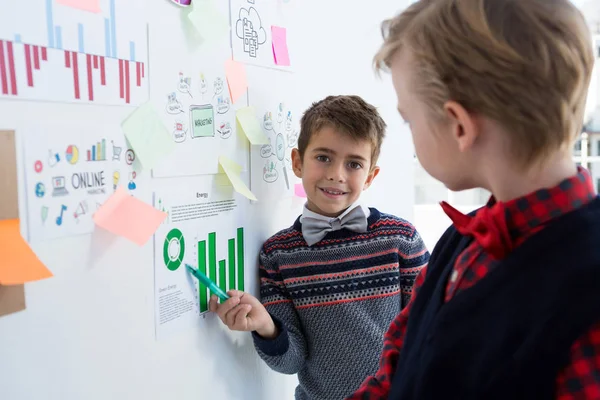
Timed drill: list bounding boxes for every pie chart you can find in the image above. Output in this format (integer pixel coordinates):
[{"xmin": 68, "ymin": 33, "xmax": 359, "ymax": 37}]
[
  {"xmin": 66, "ymin": 145, "xmax": 79, "ymax": 164},
  {"xmin": 164, "ymin": 228, "xmax": 185, "ymax": 271}
]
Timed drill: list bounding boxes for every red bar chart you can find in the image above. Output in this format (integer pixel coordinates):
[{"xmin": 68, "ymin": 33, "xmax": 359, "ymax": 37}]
[{"xmin": 0, "ymin": 0, "xmax": 148, "ymax": 105}]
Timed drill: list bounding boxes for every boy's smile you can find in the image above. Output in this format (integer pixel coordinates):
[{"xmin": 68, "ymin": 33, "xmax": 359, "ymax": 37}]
[{"xmin": 292, "ymin": 126, "xmax": 379, "ymax": 218}]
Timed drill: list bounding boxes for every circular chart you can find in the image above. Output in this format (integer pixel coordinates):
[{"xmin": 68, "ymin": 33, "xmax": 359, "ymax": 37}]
[
  {"xmin": 35, "ymin": 182, "xmax": 45, "ymax": 198},
  {"xmin": 276, "ymin": 134, "xmax": 285, "ymax": 161},
  {"xmin": 163, "ymin": 228, "xmax": 185, "ymax": 271},
  {"xmin": 66, "ymin": 145, "xmax": 79, "ymax": 164}
]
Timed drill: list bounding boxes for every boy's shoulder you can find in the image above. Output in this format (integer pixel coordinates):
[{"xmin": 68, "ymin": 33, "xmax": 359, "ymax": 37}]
[
  {"xmin": 369, "ymin": 208, "xmax": 422, "ymax": 241},
  {"xmin": 261, "ymin": 217, "xmax": 303, "ymax": 256}
]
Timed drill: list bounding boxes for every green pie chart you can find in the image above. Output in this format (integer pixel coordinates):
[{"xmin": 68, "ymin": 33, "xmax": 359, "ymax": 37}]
[{"xmin": 164, "ymin": 228, "xmax": 185, "ymax": 271}]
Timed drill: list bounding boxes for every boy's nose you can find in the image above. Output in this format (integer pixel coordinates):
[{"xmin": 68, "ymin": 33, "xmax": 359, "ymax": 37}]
[{"xmin": 327, "ymin": 163, "xmax": 345, "ymax": 182}]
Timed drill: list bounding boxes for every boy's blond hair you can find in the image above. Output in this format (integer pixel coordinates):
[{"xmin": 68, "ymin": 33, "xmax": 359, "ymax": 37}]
[{"xmin": 375, "ymin": 0, "xmax": 594, "ymax": 165}]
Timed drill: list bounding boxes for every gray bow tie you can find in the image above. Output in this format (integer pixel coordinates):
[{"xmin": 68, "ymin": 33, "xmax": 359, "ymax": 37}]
[{"xmin": 301, "ymin": 206, "xmax": 369, "ymax": 246}]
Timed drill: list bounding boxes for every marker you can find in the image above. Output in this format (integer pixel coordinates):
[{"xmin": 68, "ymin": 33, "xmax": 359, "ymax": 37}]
[{"xmin": 185, "ymin": 264, "xmax": 230, "ymax": 301}]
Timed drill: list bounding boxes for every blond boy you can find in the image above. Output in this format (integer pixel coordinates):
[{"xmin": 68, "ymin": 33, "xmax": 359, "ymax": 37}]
[{"xmin": 350, "ymin": 0, "xmax": 600, "ymax": 398}]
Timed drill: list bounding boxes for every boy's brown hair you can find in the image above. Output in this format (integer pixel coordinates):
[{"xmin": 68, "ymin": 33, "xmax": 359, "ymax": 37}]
[
  {"xmin": 298, "ymin": 95, "xmax": 387, "ymax": 169},
  {"xmin": 375, "ymin": 0, "xmax": 594, "ymax": 166}
]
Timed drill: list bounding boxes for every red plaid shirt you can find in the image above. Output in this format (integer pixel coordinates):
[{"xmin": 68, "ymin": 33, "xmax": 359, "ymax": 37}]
[{"xmin": 349, "ymin": 167, "xmax": 600, "ymax": 399}]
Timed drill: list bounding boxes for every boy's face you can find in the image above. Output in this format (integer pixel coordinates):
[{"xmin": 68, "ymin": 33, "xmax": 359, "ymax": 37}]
[
  {"xmin": 390, "ymin": 51, "xmax": 476, "ymax": 192},
  {"xmin": 292, "ymin": 126, "xmax": 380, "ymax": 217}
]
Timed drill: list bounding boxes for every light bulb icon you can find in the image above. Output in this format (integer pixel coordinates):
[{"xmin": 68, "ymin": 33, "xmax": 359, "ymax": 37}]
[{"xmin": 113, "ymin": 171, "xmax": 120, "ymax": 190}]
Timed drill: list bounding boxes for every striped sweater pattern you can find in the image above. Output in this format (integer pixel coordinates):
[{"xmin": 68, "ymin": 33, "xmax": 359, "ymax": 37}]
[{"xmin": 252, "ymin": 208, "xmax": 429, "ymax": 400}]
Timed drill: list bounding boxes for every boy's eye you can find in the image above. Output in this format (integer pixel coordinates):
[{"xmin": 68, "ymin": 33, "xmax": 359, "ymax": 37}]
[
  {"xmin": 348, "ymin": 161, "xmax": 362, "ymax": 170},
  {"xmin": 316, "ymin": 155, "xmax": 330, "ymax": 163}
]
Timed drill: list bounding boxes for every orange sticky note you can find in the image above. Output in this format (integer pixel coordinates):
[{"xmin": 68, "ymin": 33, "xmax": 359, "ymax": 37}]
[
  {"xmin": 93, "ymin": 187, "xmax": 167, "ymax": 246},
  {"xmin": 0, "ymin": 219, "xmax": 53, "ymax": 285},
  {"xmin": 56, "ymin": 0, "xmax": 101, "ymax": 13},
  {"xmin": 225, "ymin": 58, "xmax": 248, "ymax": 104}
]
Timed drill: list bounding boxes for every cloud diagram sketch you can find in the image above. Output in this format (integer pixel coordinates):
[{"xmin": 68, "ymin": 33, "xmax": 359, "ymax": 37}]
[
  {"xmin": 230, "ymin": 0, "xmax": 292, "ymax": 70},
  {"xmin": 235, "ymin": 7, "xmax": 267, "ymax": 59}
]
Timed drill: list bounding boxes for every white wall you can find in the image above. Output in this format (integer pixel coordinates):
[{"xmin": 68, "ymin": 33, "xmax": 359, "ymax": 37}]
[
  {"xmin": 0, "ymin": 1, "xmax": 414, "ymax": 399},
  {"xmin": 288, "ymin": 0, "xmax": 415, "ymax": 220}
]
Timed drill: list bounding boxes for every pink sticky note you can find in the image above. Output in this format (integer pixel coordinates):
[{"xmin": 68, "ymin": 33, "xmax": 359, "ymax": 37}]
[
  {"xmin": 93, "ymin": 187, "xmax": 167, "ymax": 246},
  {"xmin": 271, "ymin": 26, "xmax": 291, "ymax": 66},
  {"xmin": 294, "ymin": 183, "xmax": 306, "ymax": 198},
  {"xmin": 56, "ymin": 0, "xmax": 101, "ymax": 13},
  {"xmin": 225, "ymin": 58, "xmax": 248, "ymax": 104}
]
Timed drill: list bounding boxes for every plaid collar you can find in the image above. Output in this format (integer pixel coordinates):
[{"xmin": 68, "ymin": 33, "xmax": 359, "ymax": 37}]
[
  {"xmin": 441, "ymin": 167, "xmax": 596, "ymax": 259},
  {"xmin": 499, "ymin": 166, "xmax": 596, "ymax": 240}
]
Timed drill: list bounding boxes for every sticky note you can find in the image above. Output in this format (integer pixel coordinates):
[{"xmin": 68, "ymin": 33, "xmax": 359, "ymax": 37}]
[
  {"xmin": 56, "ymin": 0, "xmax": 101, "ymax": 13},
  {"xmin": 225, "ymin": 58, "xmax": 248, "ymax": 104},
  {"xmin": 122, "ymin": 102, "xmax": 175, "ymax": 170},
  {"xmin": 94, "ymin": 187, "xmax": 167, "ymax": 245},
  {"xmin": 218, "ymin": 156, "xmax": 257, "ymax": 201},
  {"xmin": 188, "ymin": 0, "xmax": 229, "ymax": 42},
  {"xmin": 236, "ymin": 107, "xmax": 269, "ymax": 145},
  {"xmin": 271, "ymin": 26, "xmax": 291, "ymax": 66},
  {"xmin": 0, "ymin": 219, "xmax": 53, "ymax": 285},
  {"xmin": 294, "ymin": 183, "xmax": 306, "ymax": 198}
]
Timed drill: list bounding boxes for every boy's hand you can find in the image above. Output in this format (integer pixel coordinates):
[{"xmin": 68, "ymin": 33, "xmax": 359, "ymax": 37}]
[{"xmin": 209, "ymin": 290, "xmax": 278, "ymax": 339}]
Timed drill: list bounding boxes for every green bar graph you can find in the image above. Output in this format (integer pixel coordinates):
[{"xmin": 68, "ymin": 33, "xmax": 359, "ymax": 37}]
[
  {"xmin": 196, "ymin": 228, "xmax": 245, "ymax": 313},
  {"xmin": 228, "ymin": 239, "xmax": 236, "ymax": 291},
  {"xmin": 237, "ymin": 228, "xmax": 244, "ymax": 291},
  {"xmin": 218, "ymin": 260, "xmax": 226, "ymax": 293},
  {"xmin": 208, "ymin": 232, "xmax": 217, "ymax": 290},
  {"xmin": 198, "ymin": 241, "xmax": 208, "ymax": 312}
]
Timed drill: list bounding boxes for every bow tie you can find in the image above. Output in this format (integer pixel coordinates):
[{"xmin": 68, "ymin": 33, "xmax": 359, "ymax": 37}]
[
  {"xmin": 440, "ymin": 201, "xmax": 513, "ymax": 260},
  {"xmin": 301, "ymin": 206, "xmax": 369, "ymax": 246}
]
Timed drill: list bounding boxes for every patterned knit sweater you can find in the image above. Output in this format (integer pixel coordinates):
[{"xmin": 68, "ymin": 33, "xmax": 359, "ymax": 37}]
[{"xmin": 252, "ymin": 208, "xmax": 429, "ymax": 400}]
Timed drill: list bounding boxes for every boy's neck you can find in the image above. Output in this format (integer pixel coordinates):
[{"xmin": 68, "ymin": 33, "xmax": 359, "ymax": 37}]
[{"xmin": 481, "ymin": 153, "xmax": 577, "ymax": 203}]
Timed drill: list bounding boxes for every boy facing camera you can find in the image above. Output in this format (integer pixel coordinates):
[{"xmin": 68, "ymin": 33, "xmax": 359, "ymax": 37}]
[{"xmin": 210, "ymin": 95, "xmax": 429, "ymax": 400}]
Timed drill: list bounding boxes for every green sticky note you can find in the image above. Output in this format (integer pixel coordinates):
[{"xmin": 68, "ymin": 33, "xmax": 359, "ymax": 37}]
[
  {"xmin": 218, "ymin": 155, "xmax": 257, "ymax": 201},
  {"xmin": 121, "ymin": 102, "xmax": 175, "ymax": 170},
  {"xmin": 190, "ymin": 105, "xmax": 215, "ymax": 138},
  {"xmin": 236, "ymin": 106, "xmax": 270, "ymax": 145},
  {"xmin": 187, "ymin": 0, "xmax": 229, "ymax": 42}
]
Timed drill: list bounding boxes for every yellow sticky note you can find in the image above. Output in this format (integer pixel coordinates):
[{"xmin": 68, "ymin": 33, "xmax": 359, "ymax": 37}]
[
  {"xmin": 218, "ymin": 156, "xmax": 257, "ymax": 201},
  {"xmin": 0, "ymin": 219, "xmax": 53, "ymax": 285},
  {"xmin": 93, "ymin": 187, "xmax": 167, "ymax": 246},
  {"xmin": 225, "ymin": 58, "xmax": 247, "ymax": 104},
  {"xmin": 122, "ymin": 102, "xmax": 175, "ymax": 170},
  {"xmin": 187, "ymin": 0, "xmax": 229, "ymax": 42},
  {"xmin": 236, "ymin": 107, "xmax": 269, "ymax": 145}
]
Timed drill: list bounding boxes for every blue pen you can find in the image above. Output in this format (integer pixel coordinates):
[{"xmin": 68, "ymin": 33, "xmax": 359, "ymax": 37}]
[{"xmin": 185, "ymin": 264, "xmax": 230, "ymax": 301}]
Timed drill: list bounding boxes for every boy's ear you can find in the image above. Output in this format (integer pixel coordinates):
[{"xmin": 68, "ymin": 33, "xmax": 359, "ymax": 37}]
[
  {"xmin": 363, "ymin": 166, "xmax": 380, "ymax": 190},
  {"xmin": 444, "ymin": 101, "xmax": 478, "ymax": 152},
  {"xmin": 291, "ymin": 148, "xmax": 303, "ymax": 178}
]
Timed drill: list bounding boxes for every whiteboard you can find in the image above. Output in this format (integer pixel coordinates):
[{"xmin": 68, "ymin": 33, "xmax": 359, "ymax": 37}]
[{"xmin": 0, "ymin": 0, "xmax": 416, "ymax": 399}]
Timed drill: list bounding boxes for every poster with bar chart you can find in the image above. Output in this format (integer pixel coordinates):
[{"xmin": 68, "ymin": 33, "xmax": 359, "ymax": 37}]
[
  {"xmin": 0, "ymin": 0, "xmax": 148, "ymax": 105},
  {"xmin": 153, "ymin": 176, "xmax": 249, "ymax": 340}
]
